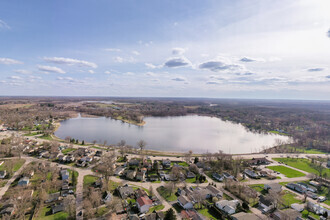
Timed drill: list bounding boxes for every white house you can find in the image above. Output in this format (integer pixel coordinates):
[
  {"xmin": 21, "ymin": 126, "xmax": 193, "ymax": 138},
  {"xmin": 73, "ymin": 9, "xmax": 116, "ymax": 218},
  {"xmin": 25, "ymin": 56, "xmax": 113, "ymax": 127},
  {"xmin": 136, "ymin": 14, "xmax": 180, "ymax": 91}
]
[
  {"xmin": 215, "ymin": 200, "xmax": 239, "ymax": 215},
  {"xmin": 177, "ymin": 195, "xmax": 194, "ymax": 209},
  {"xmin": 0, "ymin": 170, "xmax": 7, "ymax": 179},
  {"xmin": 136, "ymin": 196, "xmax": 153, "ymax": 213}
]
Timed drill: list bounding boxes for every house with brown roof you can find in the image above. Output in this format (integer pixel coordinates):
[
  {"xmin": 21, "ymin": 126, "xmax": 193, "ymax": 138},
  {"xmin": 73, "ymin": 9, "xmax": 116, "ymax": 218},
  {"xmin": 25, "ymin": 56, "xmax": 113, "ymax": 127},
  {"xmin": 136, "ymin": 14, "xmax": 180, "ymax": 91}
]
[{"xmin": 136, "ymin": 196, "xmax": 153, "ymax": 213}]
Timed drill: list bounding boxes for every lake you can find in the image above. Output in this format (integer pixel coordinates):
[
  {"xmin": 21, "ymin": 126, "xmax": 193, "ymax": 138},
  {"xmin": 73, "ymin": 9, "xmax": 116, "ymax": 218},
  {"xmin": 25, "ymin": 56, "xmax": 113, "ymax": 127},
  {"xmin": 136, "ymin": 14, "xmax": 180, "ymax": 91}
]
[{"xmin": 55, "ymin": 115, "xmax": 290, "ymax": 154}]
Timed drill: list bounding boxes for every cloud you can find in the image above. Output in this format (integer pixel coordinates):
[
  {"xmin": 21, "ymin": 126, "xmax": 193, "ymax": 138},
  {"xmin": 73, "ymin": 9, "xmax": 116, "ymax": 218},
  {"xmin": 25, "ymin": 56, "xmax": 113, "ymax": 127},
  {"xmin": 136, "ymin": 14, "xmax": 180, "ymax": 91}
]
[
  {"xmin": 8, "ymin": 75, "xmax": 22, "ymax": 80},
  {"xmin": 104, "ymin": 48, "xmax": 121, "ymax": 52},
  {"xmin": 327, "ymin": 29, "xmax": 330, "ymax": 38},
  {"xmin": 206, "ymin": 81, "xmax": 221, "ymax": 85},
  {"xmin": 326, "ymin": 75, "xmax": 330, "ymax": 79},
  {"xmin": 124, "ymin": 72, "xmax": 135, "ymax": 76},
  {"xmin": 240, "ymin": 57, "xmax": 265, "ymax": 62},
  {"xmin": 104, "ymin": 71, "xmax": 111, "ymax": 74},
  {"xmin": 0, "ymin": 19, "xmax": 10, "ymax": 29},
  {"xmin": 172, "ymin": 47, "xmax": 186, "ymax": 55},
  {"xmin": 145, "ymin": 63, "xmax": 158, "ymax": 69},
  {"xmin": 57, "ymin": 76, "xmax": 73, "ymax": 81},
  {"xmin": 88, "ymin": 70, "xmax": 95, "ymax": 74},
  {"xmin": 307, "ymin": 68, "xmax": 324, "ymax": 72},
  {"xmin": 114, "ymin": 56, "xmax": 124, "ymax": 63},
  {"xmin": 199, "ymin": 58, "xmax": 245, "ymax": 72},
  {"xmin": 171, "ymin": 77, "xmax": 186, "ymax": 81},
  {"xmin": 132, "ymin": 50, "xmax": 140, "ymax": 55},
  {"xmin": 0, "ymin": 58, "xmax": 23, "ymax": 65},
  {"xmin": 145, "ymin": 72, "xmax": 156, "ymax": 77},
  {"xmin": 15, "ymin": 69, "xmax": 31, "ymax": 74},
  {"xmin": 37, "ymin": 65, "xmax": 66, "ymax": 74},
  {"xmin": 44, "ymin": 57, "xmax": 97, "ymax": 68},
  {"xmin": 164, "ymin": 56, "xmax": 191, "ymax": 68}
]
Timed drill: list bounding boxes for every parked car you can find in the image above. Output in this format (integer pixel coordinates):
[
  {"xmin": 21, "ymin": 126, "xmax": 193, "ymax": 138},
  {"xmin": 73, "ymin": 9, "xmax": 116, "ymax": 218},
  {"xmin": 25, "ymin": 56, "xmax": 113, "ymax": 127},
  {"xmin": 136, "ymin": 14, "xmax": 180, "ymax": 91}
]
[{"xmin": 318, "ymin": 196, "xmax": 326, "ymax": 202}]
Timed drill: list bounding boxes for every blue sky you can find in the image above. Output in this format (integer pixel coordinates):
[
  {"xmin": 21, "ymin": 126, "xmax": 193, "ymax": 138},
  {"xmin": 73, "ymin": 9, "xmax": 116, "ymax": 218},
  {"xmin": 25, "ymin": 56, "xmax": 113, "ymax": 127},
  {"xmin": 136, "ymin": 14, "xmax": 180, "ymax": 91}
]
[{"xmin": 0, "ymin": 0, "xmax": 330, "ymax": 99}]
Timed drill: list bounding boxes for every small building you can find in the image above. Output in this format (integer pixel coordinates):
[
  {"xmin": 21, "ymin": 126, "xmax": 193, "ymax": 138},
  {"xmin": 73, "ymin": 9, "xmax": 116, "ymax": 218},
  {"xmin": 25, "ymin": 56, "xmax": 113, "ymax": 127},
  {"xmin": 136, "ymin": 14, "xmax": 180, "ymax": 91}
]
[
  {"xmin": 231, "ymin": 212, "xmax": 259, "ymax": 220},
  {"xmin": 117, "ymin": 185, "xmax": 134, "ymax": 199},
  {"xmin": 135, "ymin": 188, "xmax": 148, "ymax": 198},
  {"xmin": 129, "ymin": 159, "xmax": 140, "ymax": 166},
  {"xmin": 115, "ymin": 166, "xmax": 126, "ymax": 176},
  {"xmin": 46, "ymin": 192, "xmax": 61, "ymax": 203},
  {"xmin": 102, "ymin": 191, "xmax": 111, "ymax": 203},
  {"xmin": 244, "ymin": 169, "xmax": 259, "ymax": 179},
  {"xmin": 258, "ymin": 195, "xmax": 275, "ymax": 213},
  {"xmin": 125, "ymin": 170, "xmax": 136, "ymax": 180},
  {"xmin": 286, "ymin": 183, "xmax": 305, "ymax": 194},
  {"xmin": 248, "ymin": 157, "xmax": 270, "ymax": 166},
  {"xmin": 149, "ymin": 174, "xmax": 159, "ymax": 182},
  {"xmin": 186, "ymin": 171, "xmax": 196, "ymax": 179},
  {"xmin": 206, "ymin": 185, "xmax": 223, "ymax": 198},
  {"xmin": 177, "ymin": 195, "xmax": 194, "ymax": 209},
  {"xmin": 212, "ymin": 173, "xmax": 224, "ymax": 182},
  {"xmin": 271, "ymin": 209, "xmax": 302, "ymax": 220},
  {"xmin": 136, "ymin": 171, "xmax": 145, "ymax": 182},
  {"xmin": 215, "ymin": 200, "xmax": 239, "ymax": 215},
  {"xmin": 52, "ymin": 203, "xmax": 64, "ymax": 214},
  {"xmin": 18, "ymin": 177, "xmax": 30, "ymax": 186},
  {"xmin": 136, "ymin": 196, "xmax": 153, "ymax": 213},
  {"xmin": 259, "ymin": 170, "xmax": 268, "ymax": 177},
  {"xmin": 0, "ymin": 170, "xmax": 7, "ymax": 179},
  {"xmin": 60, "ymin": 169, "xmax": 70, "ymax": 180},
  {"xmin": 180, "ymin": 209, "xmax": 205, "ymax": 220},
  {"xmin": 162, "ymin": 159, "xmax": 171, "ymax": 168},
  {"xmin": 264, "ymin": 183, "xmax": 282, "ymax": 193}
]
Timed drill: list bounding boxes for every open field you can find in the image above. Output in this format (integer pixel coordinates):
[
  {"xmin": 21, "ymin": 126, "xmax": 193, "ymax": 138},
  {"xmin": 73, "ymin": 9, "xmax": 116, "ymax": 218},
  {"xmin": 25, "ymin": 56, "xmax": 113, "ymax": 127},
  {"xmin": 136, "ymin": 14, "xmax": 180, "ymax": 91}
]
[
  {"xmin": 273, "ymin": 158, "xmax": 330, "ymax": 177},
  {"xmin": 267, "ymin": 165, "xmax": 305, "ymax": 178},
  {"xmin": 34, "ymin": 206, "xmax": 68, "ymax": 220}
]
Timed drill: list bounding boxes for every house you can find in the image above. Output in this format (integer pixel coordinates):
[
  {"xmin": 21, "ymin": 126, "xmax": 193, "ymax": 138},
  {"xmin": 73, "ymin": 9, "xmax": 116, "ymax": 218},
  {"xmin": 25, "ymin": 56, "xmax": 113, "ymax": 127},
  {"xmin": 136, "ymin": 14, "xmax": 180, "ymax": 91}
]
[
  {"xmin": 125, "ymin": 170, "xmax": 136, "ymax": 180},
  {"xmin": 244, "ymin": 169, "xmax": 259, "ymax": 179},
  {"xmin": 145, "ymin": 213, "xmax": 157, "ymax": 220},
  {"xmin": 259, "ymin": 170, "xmax": 268, "ymax": 177},
  {"xmin": 95, "ymin": 150, "xmax": 102, "ymax": 157},
  {"xmin": 264, "ymin": 183, "xmax": 282, "ymax": 193},
  {"xmin": 177, "ymin": 195, "xmax": 194, "ymax": 209},
  {"xmin": 129, "ymin": 159, "xmax": 140, "ymax": 166},
  {"xmin": 136, "ymin": 171, "xmax": 146, "ymax": 182},
  {"xmin": 231, "ymin": 212, "xmax": 259, "ymax": 220},
  {"xmin": 309, "ymin": 181, "xmax": 321, "ymax": 187},
  {"xmin": 307, "ymin": 201, "xmax": 330, "ymax": 216},
  {"xmin": 117, "ymin": 185, "xmax": 134, "ymax": 199},
  {"xmin": 162, "ymin": 159, "xmax": 171, "ymax": 168},
  {"xmin": 51, "ymin": 203, "xmax": 64, "ymax": 214},
  {"xmin": 291, "ymin": 203, "xmax": 305, "ymax": 212},
  {"xmin": 180, "ymin": 209, "xmax": 205, "ymax": 220},
  {"xmin": 248, "ymin": 157, "xmax": 270, "ymax": 166},
  {"xmin": 258, "ymin": 195, "xmax": 275, "ymax": 213},
  {"xmin": 149, "ymin": 174, "xmax": 159, "ymax": 182},
  {"xmin": 18, "ymin": 177, "xmax": 30, "ymax": 186},
  {"xmin": 115, "ymin": 166, "xmax": 126, "ymax": 176},
  {"xmin": 60, "ymin": 169, "xmax": 70, "ymax": 180},
  {"xmin": 0, "ymin": 161, "xmax": 4, "ymax": 166},
  {"xmin": 297, "ymin": 182, "xmax": 317, "ymax": 193},
  {"xmin": 186, "ymin": 171, "xmax": 196, "ymax": 179},
  {"xmin": 206, "ymin": 185, "xmax": 223, "ymax": 198},
  {"xmin": 102, "ymin": 191, "xmax": 111, "ymax": 203},
  {"xmin": 327, "ymin": 160, "xmax": 330, "ymax": 168},
  {"xmin": 271, "ymin": 209, "xmax": 302, "ymax": 220},
  {"xmin": 76, "ymin": 160, "xmax": 86, "ymax": 167},
  {"xmin": 222, "ymin": 172, "xmax": 235, "ymax": 180},
  {"xmin": 156, "ymin": 211, "xmax": 165, "ymax": 220},
  {"xmin": 85, "ymin": 156, "xmax": 93, "ymax": 162},
  {"xmin": 286, "ymin": 183, "xmax": 305, "ymax": 194},
  {"xmin": 46, "ymin": 192, "xmax": 61, "ymax": 203},
  {"xmin": 0, "ymin": 170, "xmax": 7, "ymax": 179},
  {"xmin": 135, "ymin": 188, "xmax": 148, "ymax": 198},
  {"xmin": 212, "ymin": 173, "xmax": 224, "ymax": 182},
  {"xmin": 215, "ymin": 200, "xmax": 239, "ymax": 215},
  {"xmin": 136, "ymin": 196, "xmax": 153, "ymax": 213}
]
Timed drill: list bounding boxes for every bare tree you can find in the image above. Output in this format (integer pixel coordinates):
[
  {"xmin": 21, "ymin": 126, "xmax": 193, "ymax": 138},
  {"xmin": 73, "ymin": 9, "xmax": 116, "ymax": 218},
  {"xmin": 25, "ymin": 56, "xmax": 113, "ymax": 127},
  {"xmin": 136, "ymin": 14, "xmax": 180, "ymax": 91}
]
[
  {"xmin": 137, "ymin": 140, "xmax": 147, "ymax": 153},
  {"xmin": 98, "ymin": 152, "xmax": 116, "ymax": 182}
]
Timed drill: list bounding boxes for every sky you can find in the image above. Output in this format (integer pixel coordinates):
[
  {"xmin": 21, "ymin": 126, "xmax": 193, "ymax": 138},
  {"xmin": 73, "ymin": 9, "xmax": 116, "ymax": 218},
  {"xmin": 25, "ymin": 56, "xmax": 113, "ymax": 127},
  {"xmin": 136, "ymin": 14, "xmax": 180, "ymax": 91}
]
[{"xmin": 0, "ymin": 0, "xmax": 330, "ymax": 100}]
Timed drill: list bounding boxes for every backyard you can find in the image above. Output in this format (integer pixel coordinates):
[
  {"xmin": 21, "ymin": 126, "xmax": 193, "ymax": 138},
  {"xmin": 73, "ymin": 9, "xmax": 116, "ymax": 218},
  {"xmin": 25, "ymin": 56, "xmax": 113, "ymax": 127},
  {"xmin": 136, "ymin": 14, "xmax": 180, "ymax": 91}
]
[{"xmin": 267, "ymin": 165, "xmax": 305, "ymax": 178}]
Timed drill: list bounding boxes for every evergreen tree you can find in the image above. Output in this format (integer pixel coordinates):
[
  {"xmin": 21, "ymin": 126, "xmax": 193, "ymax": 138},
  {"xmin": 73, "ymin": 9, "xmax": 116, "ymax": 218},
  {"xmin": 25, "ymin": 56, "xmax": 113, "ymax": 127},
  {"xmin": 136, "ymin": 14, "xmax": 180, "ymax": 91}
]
[{"xmin": 165, "ymin": 208, "xmax": 176, "ymax": 220}]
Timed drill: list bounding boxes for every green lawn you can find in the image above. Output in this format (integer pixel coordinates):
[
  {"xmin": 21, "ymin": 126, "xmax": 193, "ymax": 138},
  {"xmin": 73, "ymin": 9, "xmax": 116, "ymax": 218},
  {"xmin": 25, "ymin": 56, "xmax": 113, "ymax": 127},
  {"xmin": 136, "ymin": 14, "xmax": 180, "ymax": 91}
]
[
  {"xmin": 156, "ymin": 186, "xmax": 178, "ymax": 202},
  {"xmin": 177, "ymin": 162, "xmax": 189, "ymax": 167},
  {"xmin": 0, "ymin": 159, "xmax": 25, "ymax": 172},
  {"xmin": 249, "ymin": 184, "xmax": 267, "ymax": 195},
  {"xmin": 148, "ymin": 204, "xmax": 165, "ymax": 213},
  {"xmin": 281, "ymin": 190, "xmax": 302, "ymax": 207},
  {"xmin": 83, "ymin": 175, "xmax": 98, "ymax": 187},
  {"xmin": 34, "ymin": 206, "xmax": 68, "ymax": 220},
  {"xmin": 197, "ymin": 207, "xmax": 221, "ymax": 220},
  {"xmin": 302, "ymin": 210, "xmax": 320, "ymax": 220},
  {"xmin": 96, "ymin": 206, "xmax": 109, "ymax": 217},
  {"xmin": 267, "ymin": 165, "xmax": 305, "ymax": 178},
  {"xmin": 108, "ymin": 181, "xmax": 121, "ymax": 192},
  {"xmin": 39, "ymin": 135, "xmax": 53, "ymax": 140},
  {"xmin": 62, "ymin": 148, "xmax": 76, "ymax": 154},
  {"xmin": 24, "ymin": 132, "xmax": 39, "ymax": 136},
  {"xmin": 273, "ymin": 158, "xmax": 330, "ymax": 177}
]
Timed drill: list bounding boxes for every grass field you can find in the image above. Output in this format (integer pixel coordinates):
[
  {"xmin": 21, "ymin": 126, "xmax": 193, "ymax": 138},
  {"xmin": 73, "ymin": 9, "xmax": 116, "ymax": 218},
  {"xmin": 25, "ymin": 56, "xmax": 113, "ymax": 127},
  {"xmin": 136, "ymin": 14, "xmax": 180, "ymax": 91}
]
[
  {"xmin": 273, "ymin": 158, "xmax": 330, "ymax": 177},
  {"xmin": 83, "ymin": 175, "xmax": 98, "ymax": 187},
  {"xmin": 249, "ymin": 184, "xmax": 267, "ymax": 195},
  {"xmin": 267, "ymin": 165, "xmax": 305, "ymax": 178},
  {"xmin": 156, "ymin": 186, "xmax": 178, "ymax": 202},
  {"xmin": 62, "ymin": 148, "xmax": 76, "ymax": 154},
  {"xmin": 0, "ymin": 159, "xmax": 25, "ymax": 173},
  {"xmin": 148, "ymin": 204, "xmax": 165, "ymax": 213},
  {"xmin": 281, "ymin": 190, "xmax": 302, "ymax": 207},
  {"xmin": 35, "ymin": 206, "xmax": 68, "ymax": 220}
]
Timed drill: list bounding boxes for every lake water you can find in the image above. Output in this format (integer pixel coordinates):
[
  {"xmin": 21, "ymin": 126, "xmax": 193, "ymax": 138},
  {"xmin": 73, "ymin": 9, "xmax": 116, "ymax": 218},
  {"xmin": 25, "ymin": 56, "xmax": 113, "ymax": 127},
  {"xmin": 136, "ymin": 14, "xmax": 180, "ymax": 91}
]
[{"xmin": 55, "ymin": 115, "xmax": 290, "ymax": 154}]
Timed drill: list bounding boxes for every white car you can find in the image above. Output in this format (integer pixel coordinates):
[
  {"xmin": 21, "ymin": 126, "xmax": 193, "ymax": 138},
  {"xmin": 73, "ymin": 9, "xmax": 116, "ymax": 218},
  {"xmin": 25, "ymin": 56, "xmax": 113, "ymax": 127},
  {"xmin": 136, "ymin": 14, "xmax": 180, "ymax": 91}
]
[{"xmin": 318, "ymin": 196, "xmax": 326, "ymax": 202}]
